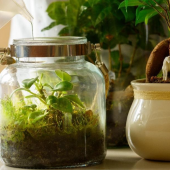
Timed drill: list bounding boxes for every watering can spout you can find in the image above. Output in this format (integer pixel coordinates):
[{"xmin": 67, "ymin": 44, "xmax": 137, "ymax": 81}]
[{"xmin": 0, "ymin": 0, "xmax": 33, "ymax": 29}]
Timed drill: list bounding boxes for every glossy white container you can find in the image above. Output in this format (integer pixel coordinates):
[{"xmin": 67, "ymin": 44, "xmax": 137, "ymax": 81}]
[{"xmin": 127, "ymin": 79, "xmax": 170, "ymax": 161}]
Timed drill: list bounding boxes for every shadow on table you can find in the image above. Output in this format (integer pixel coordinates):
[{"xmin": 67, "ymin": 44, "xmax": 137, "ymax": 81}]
[
  {"xmin": 0, "ymin": 157, "xmax": 140, "ymax": 170},
  {"xmin": 132, "ymin": 159, "xmax": 170, "ymax": 170}
]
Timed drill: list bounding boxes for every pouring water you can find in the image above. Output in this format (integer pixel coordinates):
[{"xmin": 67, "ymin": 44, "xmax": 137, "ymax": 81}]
[{"xmin": 0, "ymin": 0, "xmax": 33, "ymax": 37}]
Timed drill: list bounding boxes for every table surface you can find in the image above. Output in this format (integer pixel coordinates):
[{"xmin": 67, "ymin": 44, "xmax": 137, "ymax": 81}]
[{"xmin": 1, "ymin": 148, "xmax": 170, "ymax": 170}]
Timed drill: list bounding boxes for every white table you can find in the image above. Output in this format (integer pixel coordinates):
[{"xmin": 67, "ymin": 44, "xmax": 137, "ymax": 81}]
[{"xmin": 1, "ymin": 148, "xmax": 170, "ymax": 170}]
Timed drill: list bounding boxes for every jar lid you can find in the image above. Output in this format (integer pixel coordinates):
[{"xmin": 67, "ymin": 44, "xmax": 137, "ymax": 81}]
[{"xmin": 10, "ymin": 37, "xmax": 92, "ymax": 58}]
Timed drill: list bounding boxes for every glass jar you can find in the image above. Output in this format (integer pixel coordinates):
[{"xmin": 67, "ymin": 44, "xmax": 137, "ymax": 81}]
[{"xmin": 0, "ymin": 37, "xmax": 106, "ymax": 168}]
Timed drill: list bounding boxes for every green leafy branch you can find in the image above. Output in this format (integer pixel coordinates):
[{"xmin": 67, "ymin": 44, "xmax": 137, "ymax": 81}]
[
  {"xmin": 119, "ymin": 0, "xmax": 170, "ymax": 28},
  {"xmin": 10, "ymin": 70, "xmax": 85, "ymax": 124}
]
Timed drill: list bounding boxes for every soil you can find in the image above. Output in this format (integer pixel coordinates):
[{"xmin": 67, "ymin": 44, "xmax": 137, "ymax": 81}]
[
  {"xmin": 1, "ymin": 126, "xmax": 105, "ymax": 168},
  {"xmin": 150, "ymin": 76, "xmax": 170, "ymax": 83}
]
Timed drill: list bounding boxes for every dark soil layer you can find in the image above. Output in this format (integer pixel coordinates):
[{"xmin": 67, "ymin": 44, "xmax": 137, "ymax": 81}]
[
  {"xmin": 150, "ymin": 76, "xmax": 170, "ymax": 83},
  {"xmin": 1, "ymin": 127, "xmax": 105, "ymax": 168}
]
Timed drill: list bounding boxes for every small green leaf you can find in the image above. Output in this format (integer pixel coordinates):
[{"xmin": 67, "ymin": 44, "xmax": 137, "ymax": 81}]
[
  {"xmin": 42, "ymin": 22, "xmax": 58, "ymax": 32},
  {"xmin": 43, "ymin": 83, "xmax": 53, "ymax": 89},
  {"xmin": 22, "ymin": 77, "xmax": 39, "ymax": 89},
  {"xmin": 88, "ymin": 0, "xmax": 100, "ymax": 7},
  {"xmin": 125, "ymin": 0, "xmax": 128, "ymax": 11},
  {"xmin": 64, "ymin": 95, "xmax": 85, "ymax": 108},
  {"xmin": 53, "ymin": 81, "xmax": 73, "ymax": 91},
  {"xmin": 95, "ymin": 6, "xmax": 112, "ymax": 26},
  {"xmin": 136, "ymin": 8, "xmax": 160, "ymax": 25},
  {"xmin": 24, "ymin": 104, "xmax": 37, "ymax": 109},
  {"xmin": 46, "ymin": 95, "xmax": 58, "ymax": 105},
  {"xmin": 28, "ymin": 111, "xmax": 46, "ymax": 124},
  {"xmin": 52, "ymin": 98, "xmax": 73, "ymax": 113},
  {"xmin": 55, "ymin": 70, "xmax": 72, "ymax": 82},
  {"xmin": 145, "ymin": 10, "xmax": 158, "ymax": 25},
  {"xmin": 119, "ymin": 0, "xmax": 143, "ymax": 9}
]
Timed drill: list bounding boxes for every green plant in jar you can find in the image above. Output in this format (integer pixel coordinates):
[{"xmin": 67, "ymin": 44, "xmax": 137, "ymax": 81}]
[{"xmin": 1, "ymin": 69, "xmax": 104, "ymax": 168}]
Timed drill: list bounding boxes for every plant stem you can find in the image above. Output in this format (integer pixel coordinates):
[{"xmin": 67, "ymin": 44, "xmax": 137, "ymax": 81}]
[
  {"xmin": 118, "ymin": 44, "xmax": 123, "ymax": 78},
  {"xmin": 10, "ymin": 88, "xmax": 47, "ymax": 105},
  {"xmin": 58, "ymin": 92, "xmax": 62, "ymax": 98},
  {"xmin": 35, "ymin": 83, "xmax": 46, "ymax": 101},
  {"xmin": 168, "ymin": 0, "xmax": 170, "ymax": 11},
  {"xmin": 152, "ymin": 0, "xmax": 166, "ymax": 11},
  {"xmin": 149, "ymin": 1, "xmax": 170, "ymax": 29},
  {"xmin": 108, "ymin": 47, "xmax": 112, "ymax": 70},
  {"xmin": 152, "ymin": 0, "xmax": 170, "ymax": 25}
]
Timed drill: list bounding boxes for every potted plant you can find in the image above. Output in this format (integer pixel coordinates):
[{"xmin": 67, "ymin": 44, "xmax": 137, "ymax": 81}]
[
  {"xmin": 42, "ymin": 0, "xmax": 166, "ymax": 147},
  {"xmin": 119, "ymin": 0, "xmax": 170, "ymax": 81},
  {"xmin": 119, "ymin": 0, "xmax": 170, "ymax": 160}
]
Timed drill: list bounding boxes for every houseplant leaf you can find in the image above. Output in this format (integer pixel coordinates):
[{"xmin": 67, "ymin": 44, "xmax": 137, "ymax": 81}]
[
  {"xmin": 22, "ymin": 77, "xmax": 39, "ymax": 89},
  {"xmin": 119, "ymin": 0, "xmax": 143, "ymax": 9},
  {"xmin": 46, "ymin": 95, "xmax": 58, "ymax": 105},
  {"xmin": 43, "ymin": 83, "xmax": 53, "ymax": 89},
  {"xmin": 46, "ymin": 1, "xmax": 67, "ymax": 23},
  {"xmin": 52, "ymin": 98, "xmax": 73, "ymax": 113},
  {"xmin": 55, "ymin": 70, "xmax": 72, "ymax": 82},
  {"xmin": 95, "ymin": 6, "xmax": 112, "ymax": 26},
  {"xmin": 136, "ymin": 8, "xmax": 159, "ymax": 25},
  {"xmin": 53, "ymin": 81, "xmax": 73, "ymax": 91},
  {"xmin": 64, "ymin": 94, "xmax": 85, "ymax": 108},
  {"xmin": 145, "ymin": 10, "xmax": 159, "ymax": 25},
  {"xmin": 28, "ymin": 111, "xmax": 47, "ymax": 124},
  {"xmin": 88, "ymin": 0, "xmax": 100, "ymax": 7},
  {"xmin": 42, "ymin": 22, "xmax": 58, "ymax": 31}
]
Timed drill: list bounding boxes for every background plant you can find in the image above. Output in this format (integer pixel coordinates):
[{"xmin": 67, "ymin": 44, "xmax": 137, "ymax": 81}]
[
  {"xmin": 119, "ymin": 0, "xmax": 170, "ymax": 29},
  {"xmin": 43, "ymin": 0, "xmax": 166, "ymax": 89}
]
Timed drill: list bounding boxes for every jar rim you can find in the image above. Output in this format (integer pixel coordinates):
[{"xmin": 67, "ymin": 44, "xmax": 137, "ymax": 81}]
[
  {"xmin": 13, "ymin": 37, "xmax": 87, "ymax": 46},
  {"xmin": 10, "ymin": 37, "xmax": 92, "ymax": 58}
]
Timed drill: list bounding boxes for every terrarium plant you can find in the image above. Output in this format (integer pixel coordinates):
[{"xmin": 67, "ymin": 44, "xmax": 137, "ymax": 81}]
[
  {"xmin": 1, "ymin": 69, "xmax": 105, "ymax": 168},
  {"xmin": 42, "ymin": 0, "xmax": 166, "ymax": 147}
]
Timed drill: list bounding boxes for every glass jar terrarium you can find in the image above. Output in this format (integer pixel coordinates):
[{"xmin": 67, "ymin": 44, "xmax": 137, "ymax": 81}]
[{"xmin": 0, "ymin": 37, "xmax": 106, "ymax": 168}]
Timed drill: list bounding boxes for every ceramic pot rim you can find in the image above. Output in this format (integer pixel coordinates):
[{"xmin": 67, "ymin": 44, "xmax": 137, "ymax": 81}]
[{"xmin": 131, "ymin": 79, "xmax": 170, "ymax": 91}]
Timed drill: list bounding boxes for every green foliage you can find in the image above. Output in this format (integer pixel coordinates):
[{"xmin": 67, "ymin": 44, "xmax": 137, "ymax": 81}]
[
  {"xmin": 22, "ymin": 77, "xmax": 39, "ymax": 89},
  {"xmin": 42, "ymin": 0, "xmax": 137, "ymax": 49},
  {"xmin": 7, "ymin": 69, "xmax": 85, "ymax": 128},
  {"xmin": 119, "ymin": 0, "xmax": 170, "ymax": 28},
  {"xmin": 64, "ymin": 95, "xmax": 85, "ymax": 108},
  {"xmin": 53, "ymin": 81, "xmax": 73, "ymax": 91},
  {"xmin": 52, "ymin": 98, "xmax": 73, "ymax": 113},
  {"xmin": 42, "ymin": 0, "xmax": 167, "ymax": 85},
  {"xmin": 55, "ymin": 70, "xmax": 72, "ymax": 82}
]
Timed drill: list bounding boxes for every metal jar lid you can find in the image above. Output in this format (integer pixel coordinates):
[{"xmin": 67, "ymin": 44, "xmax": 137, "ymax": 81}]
[{"xmin": 9, "ymin": 37, "xmax": 94, "ymax": 58}]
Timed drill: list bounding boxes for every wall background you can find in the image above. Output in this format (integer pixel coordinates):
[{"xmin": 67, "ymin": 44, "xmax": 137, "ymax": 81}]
[{"xmin": 0, "ymin": 22, "xmax": 10, "ymax": 72}]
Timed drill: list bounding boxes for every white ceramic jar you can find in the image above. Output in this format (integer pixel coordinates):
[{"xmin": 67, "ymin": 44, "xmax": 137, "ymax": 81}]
[{"xmin": 127, "ymin": 79, "xmax": 170, "ymax": 161}]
